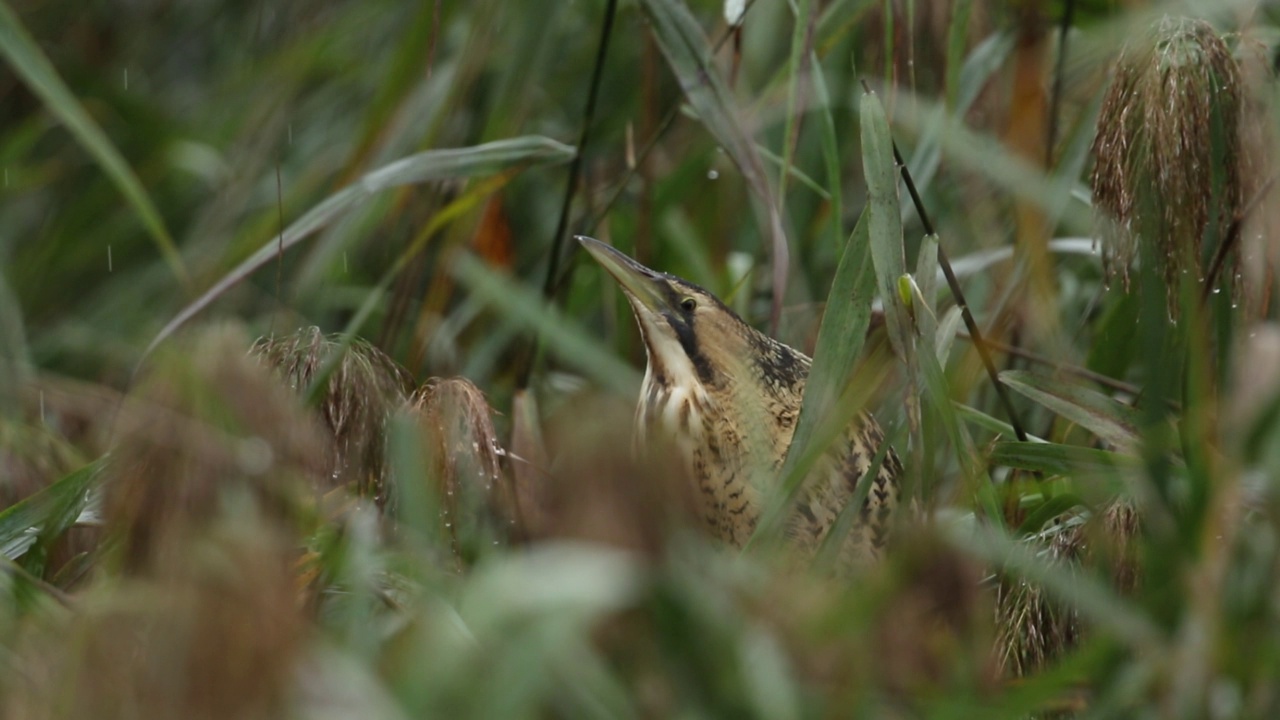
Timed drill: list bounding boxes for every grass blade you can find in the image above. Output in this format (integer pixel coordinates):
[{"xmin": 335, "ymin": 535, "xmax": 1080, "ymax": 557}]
[
  {"xmin": 778, "ymin": 0, "xmax": 814, "ymax": 202},
  {"xmin": 859, "ymin": 89, "xmax": 911, "ymax": 360},
  {"xmin": 638, "ymin": 0, "xmax": 789, "ymax": 330},
  {"xmin": 453, "ymin": 253, "xmax": 640, "ymax": 397},
  {"xmin": 758, "ymin": 210, "xmax": 877, "ymax": 543},
  {"xmin": 1000, "ymin": 369, "xmax": 1141, "ymax": 449},
  {"xmin": 144, "ymin": 136, "xmax": 574, "ymax": 359},
  {"xmin": 943, "ymin": 520, "xmax": 1162, "ymax": 652},
  {"xmin": 989, "ymin": 440, "xmax": 1141, "ymax": 477},
  {"xmin": 0, "ymin": 456, "xmax": 105, "ymax": 562},
  {"xmin": 0, "ymin": 1, "xmax": 187, "ymax": 285}
]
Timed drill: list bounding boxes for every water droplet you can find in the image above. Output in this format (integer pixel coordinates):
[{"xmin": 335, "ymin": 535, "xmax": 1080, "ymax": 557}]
[
  {"xmin": 707, "ymin": 169, "xmax": 719, "ymax": 180},
  {"xmin": 1213, "ymin": 286, "xmax": 1222, "ymax": 295},
  {"xmin": 123, "ymin": 68, "xmax": 128, "ymax": 90},
  {"xmin": 108, "ymin": 245, "xmax": 113, "ymax": 273}
]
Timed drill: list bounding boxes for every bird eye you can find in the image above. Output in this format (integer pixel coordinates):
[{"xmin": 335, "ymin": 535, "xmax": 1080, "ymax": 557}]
[{"xmin": 680, "ymin": 297, "xmax": 697, "ymax": 312}]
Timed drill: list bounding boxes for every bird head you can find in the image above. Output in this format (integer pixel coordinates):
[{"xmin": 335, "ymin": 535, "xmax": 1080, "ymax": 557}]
[{"xmin": 577, "ymin": 236, "xmax": 781, "ymax": 393}]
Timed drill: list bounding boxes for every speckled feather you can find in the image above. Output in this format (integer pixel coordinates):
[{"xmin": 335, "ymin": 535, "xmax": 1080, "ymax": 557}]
[{"xmin": 598, "ymin": 249, "xmax": 902, "ymax": 566}]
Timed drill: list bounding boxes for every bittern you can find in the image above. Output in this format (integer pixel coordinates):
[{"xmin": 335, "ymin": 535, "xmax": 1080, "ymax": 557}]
[{"xmin": 578, "ymin": 236, "xmax": 901, "ymax": 566}]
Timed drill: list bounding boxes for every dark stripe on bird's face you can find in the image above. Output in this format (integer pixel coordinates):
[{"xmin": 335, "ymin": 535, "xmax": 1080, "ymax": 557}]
[{"xmin": 657, "ymin": 281, "xmax": 716, "ymax": 385}]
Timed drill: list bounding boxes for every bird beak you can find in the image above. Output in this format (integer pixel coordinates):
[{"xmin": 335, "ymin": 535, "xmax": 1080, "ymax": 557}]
[{"xmin": 577, "ymin": 236, "xmax": 667, "ymax": 314}]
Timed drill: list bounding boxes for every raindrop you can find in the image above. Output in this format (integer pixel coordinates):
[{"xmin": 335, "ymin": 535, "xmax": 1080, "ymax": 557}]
[
  {"xmin": 39, "ymin": 391, "xmax": 44, "ymax": 425},
  {"xmin": 444, "ymin": 522, "xmax": 452, "ymax": 529},
  {"xmin": 707, "ymin": 169, "xmax": 719, "ymax": 180},
  {"xmin": 123, "ymin": 68, "xmax": 128, "ymax": 90},
  {"xmin": 343, "ymin": 252, "xmax": 348, "ymax": 273},
  {"xmin": 1213, "ymin": 286, "xmax": 1221, "ymax": 295},
  {"xmin": 108, "ymin": 245, "xmax": 113, "ymax": 273}
]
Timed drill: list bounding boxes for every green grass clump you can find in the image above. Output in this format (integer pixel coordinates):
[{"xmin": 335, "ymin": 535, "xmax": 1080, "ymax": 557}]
[{"xmin": 4, "ymin": 1, "xmax": 1280, "ymax": 717}]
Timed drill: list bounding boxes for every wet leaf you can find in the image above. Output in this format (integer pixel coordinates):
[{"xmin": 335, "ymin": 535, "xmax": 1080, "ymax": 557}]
[
  {"xmin": 0, "ymin": 456, "xmax": 104, "ymax": 562},
  {"xmin": 1000, "ymin": 370, "xmax": 1141, "ymax": 450}
]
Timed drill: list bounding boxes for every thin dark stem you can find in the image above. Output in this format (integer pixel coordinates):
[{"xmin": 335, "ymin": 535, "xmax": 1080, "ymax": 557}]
[
  {"xmin": 1200, "ymin": 174, "xmax": 1277, "ymax": 306},
  {"xmin": 271, "ymin": 163, "xmax": 285, "ymax": 338},
  {"xmin": 517, "ymin": 0, "xmax": 618, "ymax": 390},
  {"xmin": 919, "ymin": 202, "xmax": 1030, "ymax": 444},
  {"xmin": 547, "ymin": 1, "xmax": 759, "ymax": 302},
  {"xmin": 1045, "ymin": 0, "xmax": 1074, "ymax": 167},
  {"xmin": 956, "ymin": 332, "xmax": 1141, "ymax": 398},
  {"xmin": 861, "ymin": 77, "xmax": 1029, "ymax": 442},
  {"xmin": 427, "ymin": 0, "xmax": 440, "ymax": 80}
]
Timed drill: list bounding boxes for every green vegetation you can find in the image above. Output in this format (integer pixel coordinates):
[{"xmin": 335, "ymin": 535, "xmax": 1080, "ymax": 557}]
[{"xmin": 2, "ymin": 0, "xmax": 1280, "ymax": 716}]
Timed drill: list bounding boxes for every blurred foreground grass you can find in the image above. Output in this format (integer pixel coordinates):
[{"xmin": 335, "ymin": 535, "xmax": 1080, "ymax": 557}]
[{"xmin": 4, "ymin": 0, "xmax": 1280, "ymax": 717}]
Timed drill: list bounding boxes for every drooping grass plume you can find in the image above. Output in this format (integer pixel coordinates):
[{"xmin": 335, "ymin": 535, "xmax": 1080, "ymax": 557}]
[
  {"xmin": 251, "ymin": 327, "xmax": 414, "ymax": 505},
  {"xmin": 107, "ymin": 324, "xmax": 329, "ymax": 572},
  {"xmin": 993, "ymin": 519, "xmax": 1084, "ymax": 678},
  {"xmin": 993, "ymin": 499, "xmax": 1141, "ymax": 678},
  {"xmin": 1091, "ymin": 16, "xmax": 1244, "ymax": 302},
  {"xmin": 402, "ymin": 377, "xmax": 512, "ymax": 563}
]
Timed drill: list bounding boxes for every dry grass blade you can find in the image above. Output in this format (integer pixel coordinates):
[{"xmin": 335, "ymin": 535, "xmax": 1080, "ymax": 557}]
[
  {"xmin": 530, "ymin": 393, "xmax": 697, "ymax": 558},
  {"xmin": 509, "ymin": 389, "xmax": 551, "ymax": 540},
  {"xmin": 0, "ymin": 419, "xmax": 82, "ymax": 511},
  {"xmin": 108, "ymin": 324, "xmax": 329, "ymax": 573},
  {"xmin": 1091, "ymin": 16, "xmax": 1243, "ymax": 303},
  {"xmin": 5, "ymin": 515, "xmax": 306, "ymax": 720},
  {"xmin": 252, "ymin": 327, "xmax": 414, "ymax": 505}
]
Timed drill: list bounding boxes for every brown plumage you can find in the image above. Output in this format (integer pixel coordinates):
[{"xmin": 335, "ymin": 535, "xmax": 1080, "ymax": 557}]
[{"xmin": 579, "ymin": 236, "xmax": 901, "ymax": 566}]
